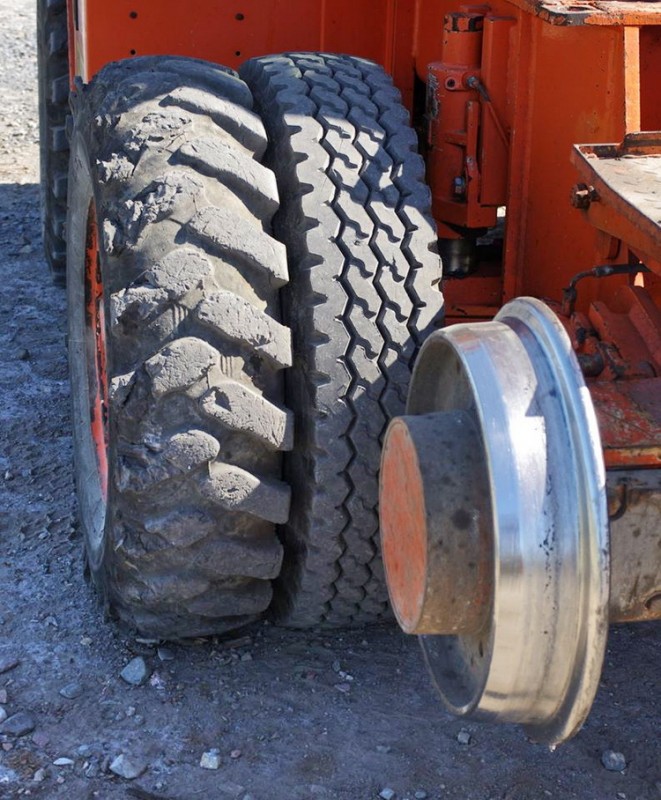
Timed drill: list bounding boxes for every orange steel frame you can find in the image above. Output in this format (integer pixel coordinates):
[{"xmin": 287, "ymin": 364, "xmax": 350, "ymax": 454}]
[{"xmin": 66, "ymin": 0, "xmax": 661, "ymax": 470}]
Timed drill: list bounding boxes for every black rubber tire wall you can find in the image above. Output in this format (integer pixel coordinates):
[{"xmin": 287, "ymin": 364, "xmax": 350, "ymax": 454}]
[
  {"xmin": 67, "ymin": 57, "xmax": 293, "ymax": 639},
  {"xmin": 241, "ymin": 53, "xmax": 443, "ymax": 627},
  {"xmin": 37, "ymin": 0, "xmax": 69, "ymax": 284}
]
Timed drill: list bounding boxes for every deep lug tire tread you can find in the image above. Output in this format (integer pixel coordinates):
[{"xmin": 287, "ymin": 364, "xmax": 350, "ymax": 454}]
[{"xmin": 68, "ymin": 57, "xmax": 292, "ymax": 639}]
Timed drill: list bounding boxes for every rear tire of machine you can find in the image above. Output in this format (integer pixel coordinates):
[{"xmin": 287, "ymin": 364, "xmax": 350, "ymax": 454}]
[
  {"xmin": 37, "ymin": 0, "xmax": 70, "ymax": 284},
  {"xmin": 241, "ymin": 52, "xmax": 443, "ymax": 628}
]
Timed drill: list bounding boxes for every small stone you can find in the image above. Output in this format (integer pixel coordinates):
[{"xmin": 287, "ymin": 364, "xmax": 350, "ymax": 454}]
[
  {"xmin": 0, "ymin": 655, "xmax": 19, "ymax": 674},
  {"xmin": 59, "ymin": 682, "xmax": 83, "ymax": 699},
  {"xmin": 2, "ymin": 742, "xmax": 12, "ymax": 751},
  {"xmin": 32, "ymin": 731, "xmax": 49, "ymax": 748},
  {"xmin": 33, "ymin": 769, "xmax": 46, "ymax": 783},
  {"xmin": 109, "ymin": 754, "xmax": 147, "ymax": 780},
  {"xmin": 457, "ymin": 729, "xmax": 472, "ymax": 745},
  {"xmin": 376, "ymin": 745, "xmax": 392, "ymax": 754},
  {"xmin": 149, "ymin": 673, "xmax": 166, "ymax": 690},
  {"xmin": 53, "ymin": 758, "xmax": 74, "ymax": 766},
  {"xmin": 126, "ymin": 706, "xmax": 136, "ymax": 717},
  {"xmin": 601, "ymin": 750, "xmax": 627, "ymax": 772},
  {"xmin": 334, "ymin": 683, "xmax": 351, "ymax": 694},
  {"xmin": 240, "ymin": 653, "xmax": 252, "ymax": 662},
  {"xmin": 332, "ymin": 660, "xmax": 341, "ymax": 673},
  {"xmin": 80, "ymin": 637, "xmax": 92, "ymax": 646},
  {"xmin": 230, "ymin": 749, "xmax": 241, "ymax": 759},
  {"xmin": 617, "ymin": 793, "xmax": 627, "ymax": 799},
  {"xmin": 56, "ymin": 775, "xmax": 65, "ymax": 784},
  {"xmin": 0, "ymin": 690, "xmax": 7, "ymax": 704},
  {"xmin": 157, "ymin": 647, "xmax": 175, "ymax": 662},
  {"xmin": 84, "ymin": 762, "xmax": 100, "ymax": 779},
  {"xmin": 0, "ymin": 711, "xmax": 36, "ymax": 736},
  {"xmin": 380, "ymin": 789, "xmax": 396, "ymax": 800},
  {"xmin": 120, "ymin": 657, "xmax": 150, "ymax": 686},
  {"xmin": 200, "ymin": 751, "xmax": 221, "ymax": 770},
  {"xmin": 0, "ymin": 707, "xmax": 6, "ymax": 724},
  {"xmin": 414, "ymin": 793, "xmax": 428, "ymax": 800}
]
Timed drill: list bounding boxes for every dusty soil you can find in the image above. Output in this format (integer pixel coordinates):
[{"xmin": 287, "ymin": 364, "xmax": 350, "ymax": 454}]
[{"xmin": 0, "ymin": 2, "xmax": 659, "ymax": 798}]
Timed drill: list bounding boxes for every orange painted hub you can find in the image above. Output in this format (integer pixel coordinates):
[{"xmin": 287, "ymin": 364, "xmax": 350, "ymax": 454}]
[
  {"xmin": 84, "ymin": 202, "xmax": 109, "ymax": 502},
  {"xmin": 379, "ymin": 418, "xmax": 429, "ymax": 634},
  {"xmin": 380, "ymin": 411, "xmax": 494, "ymax": 636}
]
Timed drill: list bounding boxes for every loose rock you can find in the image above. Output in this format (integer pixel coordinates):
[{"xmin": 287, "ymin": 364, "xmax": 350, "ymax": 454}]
[
  {"xmin": 109, "ymin": 753, "xmax": 147, "ymax": 780},
  {"xmin": 457, "ymin": 730, "xmax": 472, "ymax": 745},
  {"xmin": 0, "ymin": 707, "xmax": 6, "ymax": 724},
  {"xmin": 120, "ymin": 657, "xmax": 150, "ymax": 686},
  {"xmin": 601, "ymin": 750, "xmax": 626, "ymax": 772},
  {"xmin": 0, "ymin": 654, "xmax": 19, "ymax": 674},
  {"xmin": 415, "ymin": 792, "xmax": 428, "ymax": 800},
  {"xmin": 200, "ymin": 750, "xmax": 221, "ymax": 770},
  {"xmin": 0, "ymin": 690, "xmax": 7, "ymax": 704},
  {"xmin": 59, "ymin": 682, "xmax": 83, "ymax": 699},
  {"xmin": 53, "ymin": 757, "xmax": 74, "ymax": 766},
  {"xmin": 380, "ymin": 789, "xmax": 396, "ymax": 800},
  {"xmin": 0, "ymin": 711, "xmax": 36, "ymax": 736},
  {"xmin": 33, "ymin": 768, "xmax": 46, "ymax": 783},
  {"xmin": 32, "ymin": 731, "xmax": 49, "ymax": 748}
]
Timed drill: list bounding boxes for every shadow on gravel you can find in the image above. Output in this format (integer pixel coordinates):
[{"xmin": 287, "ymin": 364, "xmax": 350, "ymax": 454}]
[
  {"xmin": 0, "ymin": 180, "xmax": 660, "ymax": 800},
  {"xmin": 0, "ymin": 182, "xmax": 44, "ymax": 258}
]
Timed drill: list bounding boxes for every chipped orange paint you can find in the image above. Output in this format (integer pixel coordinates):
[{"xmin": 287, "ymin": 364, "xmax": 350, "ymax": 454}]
[
  {"xmin": 85, "ymin": 202, "xmax": 109, "ymax": 502},
  {"xmin": 379, "ymin": 419, "xmax": 428, "ymax": 634}
]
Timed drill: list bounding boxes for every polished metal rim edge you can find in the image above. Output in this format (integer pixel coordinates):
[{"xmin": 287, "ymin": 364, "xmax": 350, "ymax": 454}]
[{"xmin": 498, "ymin": 298, "xmax": 609, "ymax": 744}]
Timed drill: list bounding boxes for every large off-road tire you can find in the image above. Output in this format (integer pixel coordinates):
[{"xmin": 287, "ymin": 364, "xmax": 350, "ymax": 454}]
[
  {"xmin": 241, "ymin": 53, "xmax": 443, "ymax": 627},
  {"xmin": 67, "ymin": 56, "xmax": 293, "ymax": 639},
  {"xmin": 37, "ymin": 0, "xmax": 69, "ymax": 284}
]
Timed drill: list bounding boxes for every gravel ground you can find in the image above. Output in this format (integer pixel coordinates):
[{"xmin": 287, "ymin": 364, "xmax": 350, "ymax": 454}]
[{"xmin": 0, "ymin": 2, "xmax": 659, "ymax": 798}]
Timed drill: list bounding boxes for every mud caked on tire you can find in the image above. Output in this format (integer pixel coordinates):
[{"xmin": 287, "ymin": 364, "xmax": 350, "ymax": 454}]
[
  {"xmin": 241, "ymin": 53, "xmax": 443, "ymax": 627},
  {"xmin": 37, "ymin": 0, "xmax": 70, "ymax": 283},
  {"xmin": 67, "ymin": 57, "xmax": 293, "ymax": 638}
]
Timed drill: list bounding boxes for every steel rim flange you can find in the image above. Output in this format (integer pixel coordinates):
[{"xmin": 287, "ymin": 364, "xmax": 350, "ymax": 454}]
[{"xmin": 382, "ymin": 298, "xmax": 609, "ymax": 745}]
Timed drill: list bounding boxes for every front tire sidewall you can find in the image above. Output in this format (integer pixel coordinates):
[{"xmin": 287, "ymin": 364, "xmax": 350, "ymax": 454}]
[{"xmin": 67, "ymin": 129, "xmax": 111, "ymax": 574}]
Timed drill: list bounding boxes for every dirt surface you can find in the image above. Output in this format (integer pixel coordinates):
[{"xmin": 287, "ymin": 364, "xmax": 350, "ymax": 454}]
[{"xmin": 0, "ymin": 2, "xmax": 659, "ymax": 798}]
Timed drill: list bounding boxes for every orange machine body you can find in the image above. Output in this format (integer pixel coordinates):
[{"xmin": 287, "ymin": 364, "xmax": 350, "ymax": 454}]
[{"xmin": 66, "ymin": 0, "xmax": 661, "ymax": 470}]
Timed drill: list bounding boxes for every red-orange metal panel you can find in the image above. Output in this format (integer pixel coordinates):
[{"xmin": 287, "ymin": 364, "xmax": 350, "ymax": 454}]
[
  {"xmin": 640, "ymin": 27, "xmax": 661, "ymax": 131},
  {"xmin": 504, "ymin": 23, "xmax": 631, "ymax": 304},
  {"xmin": 70, "ymin": 0, "xmax": 418, "ymax": 104},
  {"xmin": 590, "ymin": 379, "xmax": 661, "ymax": 469}
]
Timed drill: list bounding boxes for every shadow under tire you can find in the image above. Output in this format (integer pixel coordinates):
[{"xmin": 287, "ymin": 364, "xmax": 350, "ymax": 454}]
[
  {"xmin": 37, "ymin": 0, "xmax": 69, "ymax": 284},
  {"xmin": 67, "ymin": 56, "xmax": 292, "ymax": 639},
  {"xmin": 241, "ymin": 52, "xmax": 443, "ymax": 627}
]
